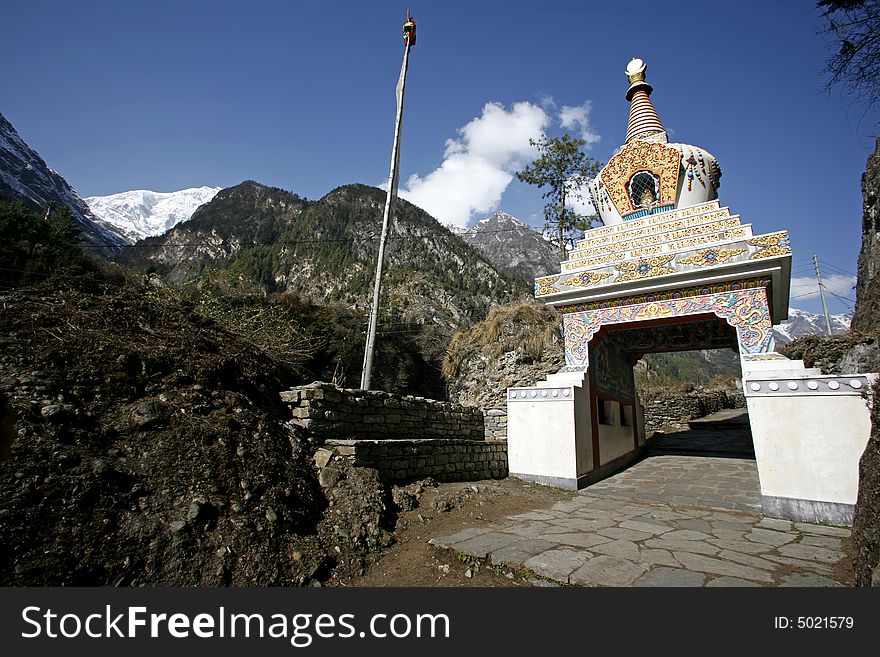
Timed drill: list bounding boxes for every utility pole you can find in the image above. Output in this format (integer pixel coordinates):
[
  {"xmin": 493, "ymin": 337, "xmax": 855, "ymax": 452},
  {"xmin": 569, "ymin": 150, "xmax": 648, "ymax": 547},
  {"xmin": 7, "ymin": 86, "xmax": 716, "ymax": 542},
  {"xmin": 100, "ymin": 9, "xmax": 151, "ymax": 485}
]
[
  {"xmin": 813, "ymin": 253, "xmax": 833, "ymax": 336},
  {"xmin": 361, "ymin": 12, "xmax": 417, "ymax": 390}
]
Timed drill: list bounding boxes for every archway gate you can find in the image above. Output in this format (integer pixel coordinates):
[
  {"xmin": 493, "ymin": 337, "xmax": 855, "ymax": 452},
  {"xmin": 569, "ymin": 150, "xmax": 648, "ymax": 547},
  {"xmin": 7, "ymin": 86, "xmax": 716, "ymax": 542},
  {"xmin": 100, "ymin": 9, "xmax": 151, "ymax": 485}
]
[{"xmin": 507, "ymin": 200, "xmax": 874, "ymax": 526}]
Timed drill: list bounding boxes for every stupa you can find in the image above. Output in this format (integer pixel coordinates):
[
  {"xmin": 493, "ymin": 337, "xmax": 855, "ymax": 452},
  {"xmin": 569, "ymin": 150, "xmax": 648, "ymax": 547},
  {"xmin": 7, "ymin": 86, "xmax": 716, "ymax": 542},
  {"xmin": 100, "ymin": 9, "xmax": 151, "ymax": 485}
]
[{"xmin": 506, "ymin": 59, "xmax": 874, "ymax": 525}]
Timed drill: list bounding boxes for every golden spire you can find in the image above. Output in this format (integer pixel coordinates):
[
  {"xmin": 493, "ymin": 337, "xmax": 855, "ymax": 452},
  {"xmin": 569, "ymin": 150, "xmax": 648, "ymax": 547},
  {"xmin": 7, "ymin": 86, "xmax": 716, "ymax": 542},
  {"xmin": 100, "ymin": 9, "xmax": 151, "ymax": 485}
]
[{"xmin": 624, "ymin": 58, "xmax": 667, "ymax": 144}]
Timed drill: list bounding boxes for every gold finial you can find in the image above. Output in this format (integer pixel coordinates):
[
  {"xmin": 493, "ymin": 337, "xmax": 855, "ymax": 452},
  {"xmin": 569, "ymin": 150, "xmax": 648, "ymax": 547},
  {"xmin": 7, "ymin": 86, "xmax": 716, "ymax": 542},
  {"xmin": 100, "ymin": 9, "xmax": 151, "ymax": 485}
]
[{"xmin": 626, "ymin": 58, "xmax": 647, "ymax": 84}]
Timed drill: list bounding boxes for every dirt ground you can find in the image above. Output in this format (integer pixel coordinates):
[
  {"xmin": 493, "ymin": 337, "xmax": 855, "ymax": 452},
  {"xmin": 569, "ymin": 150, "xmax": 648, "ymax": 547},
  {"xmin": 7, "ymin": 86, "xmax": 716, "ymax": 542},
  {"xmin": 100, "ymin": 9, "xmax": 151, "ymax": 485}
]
[
  {"xmin": 330, "ymin": 477, "xmax": 574, "ymax": 587},
  {"xmin": 328, "ymin": 469, "xmax": 857, "ymax": 588}
]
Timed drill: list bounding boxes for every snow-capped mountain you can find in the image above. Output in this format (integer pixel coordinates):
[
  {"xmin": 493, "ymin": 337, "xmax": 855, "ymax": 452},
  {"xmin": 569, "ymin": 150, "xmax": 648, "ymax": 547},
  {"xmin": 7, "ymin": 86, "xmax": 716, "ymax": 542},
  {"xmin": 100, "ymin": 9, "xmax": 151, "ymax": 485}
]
[
  {"xmin": 459, "ymin": 211, "xmax": 560, "ymax": 281},
  {"xmin": 85, "ymin": 186, "xmax": 221, "ymax": 243},
  {"xmin": 0, "ymin": 111, "xmax": 126, "ymax": 252},
  {"xmin": 773, "ymin": 308, "xmax": 852, "ymax": 345}
]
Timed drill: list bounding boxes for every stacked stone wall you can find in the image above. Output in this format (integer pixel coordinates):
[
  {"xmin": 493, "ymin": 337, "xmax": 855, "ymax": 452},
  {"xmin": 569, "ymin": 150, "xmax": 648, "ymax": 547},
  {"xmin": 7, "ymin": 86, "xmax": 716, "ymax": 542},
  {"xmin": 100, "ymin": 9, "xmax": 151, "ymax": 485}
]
[
  {"xmin": 483, "ymin": 407, "xmax": 507, "ymax": 440},
  {"xmin": 643, "ymin": 389, "xmax": 745, "ymax": 432},
  {"xmin": 280, "ymin": 383, "xmax": 506, "ymax": 483},
  {"xmin": 327, "ymin": 438, "xmax": 507, "ymax": 483},
  {"xmin": 281, "ymin": 383, "xmax": 484, "ymax": 441}
]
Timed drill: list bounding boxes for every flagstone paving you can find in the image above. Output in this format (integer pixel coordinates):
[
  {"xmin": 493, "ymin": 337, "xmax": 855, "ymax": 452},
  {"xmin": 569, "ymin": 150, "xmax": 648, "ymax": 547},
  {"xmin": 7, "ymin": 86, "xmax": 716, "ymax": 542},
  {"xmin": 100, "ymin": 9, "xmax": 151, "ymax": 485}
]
[{"xmin": 430, "ymin": 410, "xmax": 850, "ymax": 587}]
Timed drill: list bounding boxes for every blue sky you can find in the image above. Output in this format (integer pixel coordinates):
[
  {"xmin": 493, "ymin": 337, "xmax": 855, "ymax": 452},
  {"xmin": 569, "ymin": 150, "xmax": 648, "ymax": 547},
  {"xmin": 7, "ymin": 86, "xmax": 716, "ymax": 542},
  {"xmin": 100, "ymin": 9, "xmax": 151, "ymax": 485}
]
[{"xmin": 2, "ymin": 0, "xmax": 877, "ymax": 315}]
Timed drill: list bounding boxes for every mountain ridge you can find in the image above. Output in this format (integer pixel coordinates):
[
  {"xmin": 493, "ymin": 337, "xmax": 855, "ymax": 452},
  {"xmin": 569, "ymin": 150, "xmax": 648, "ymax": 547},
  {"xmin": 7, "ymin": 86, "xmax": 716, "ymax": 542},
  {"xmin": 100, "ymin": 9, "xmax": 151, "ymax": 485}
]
[
  {"xmin": 116, "ymin": 181, "xmax": 529, "ymax": 331},
  {"xmin": 458, "ymin": 210, "xmax": 560, "ymax": 281},
  {"xmin": 774, "ymin": 308, "xmax": 851, "ymax": 345},
  {"xmin": 0, "ymin": 111, "xmax": 125, "ymax": 252},
  {"xmin": 85, "ymin": 186, "xmax": 221, "ymax": 243}
]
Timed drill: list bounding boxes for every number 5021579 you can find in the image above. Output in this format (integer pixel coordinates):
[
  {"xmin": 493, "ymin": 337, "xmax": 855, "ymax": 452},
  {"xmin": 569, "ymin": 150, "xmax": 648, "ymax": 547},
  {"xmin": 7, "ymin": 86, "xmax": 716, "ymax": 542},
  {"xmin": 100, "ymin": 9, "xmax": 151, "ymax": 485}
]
[{"xmin": 774, "ymin": 617, "xmax": 854, "ymax": 629}]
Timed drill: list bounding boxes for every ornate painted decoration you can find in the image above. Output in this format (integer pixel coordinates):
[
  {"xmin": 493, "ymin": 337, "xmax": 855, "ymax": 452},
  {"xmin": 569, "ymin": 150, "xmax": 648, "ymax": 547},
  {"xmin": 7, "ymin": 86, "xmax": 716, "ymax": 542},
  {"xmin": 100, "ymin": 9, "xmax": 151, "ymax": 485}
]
[
  {"xmin": 742, "ymin": 352, "xmax": 788, "ymax": 361},
  {"xmin": 613, "ymin": 254, "xmax": 675, "ymax": 282},
  {"xmin": 604, "ymin": 318, "xmax": 738, "ymax": 356},
  {"xmin": 534, "ymin": 275, "xmax": 559, "ymax": 296},
  {"xmin": 678, "ymin": 247, "xmax": 745, "ymax": 267},
  {"xmin": 748, "ymin": 232, "xmax": 791, "ymax": 260},
  {"xmin": 562, "ymin": 271, "xmax": 613, "ymax": 288},
  {"xmin": 562, "ymin": 286, "xmax": 774, "ymax": 368},
  {"xmin": 558, "ymin": 277, "xmax": 771, "ymax": 314},
  {"xmin": 600, "ymin": 140, "xmax": 682, "ymax": 219}
]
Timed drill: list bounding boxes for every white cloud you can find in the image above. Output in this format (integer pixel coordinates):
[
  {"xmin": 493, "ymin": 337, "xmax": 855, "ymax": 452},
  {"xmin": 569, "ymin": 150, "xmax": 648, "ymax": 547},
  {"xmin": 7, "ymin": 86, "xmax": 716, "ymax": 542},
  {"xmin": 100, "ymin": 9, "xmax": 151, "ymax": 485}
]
[
  {"xmin": 790, "ymin": 274, "xmax": 856, "ymax": 301},
  {"xmin": 564, "ymin": 178, "xmax": 597, "ymax": 216},
  {"xmin": 399, "ymin": 99, "xmax": 603, "ymax": 228},
  {"xmin": 400, "ymin": 101, "xmax": 549, "ymax": 227},
  {"xmin": 559, "ymin": 101, "xmax": 601, "ymax": 149},
  {"xmin": 538, "ymin": 94, "xmax": 557, "ymax": 111}
]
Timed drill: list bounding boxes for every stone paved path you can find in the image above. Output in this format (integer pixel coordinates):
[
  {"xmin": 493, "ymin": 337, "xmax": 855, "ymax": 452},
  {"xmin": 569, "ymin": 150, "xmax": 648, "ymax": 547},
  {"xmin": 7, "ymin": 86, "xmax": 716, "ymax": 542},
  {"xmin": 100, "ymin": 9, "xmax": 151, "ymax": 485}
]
[
  {"xmin": 648, "ymin": 409, "xmax": 755, "ymax": 458},
  {"xmin": 431, "ymin": 410, "xmax": 849, "ymax": 587}
]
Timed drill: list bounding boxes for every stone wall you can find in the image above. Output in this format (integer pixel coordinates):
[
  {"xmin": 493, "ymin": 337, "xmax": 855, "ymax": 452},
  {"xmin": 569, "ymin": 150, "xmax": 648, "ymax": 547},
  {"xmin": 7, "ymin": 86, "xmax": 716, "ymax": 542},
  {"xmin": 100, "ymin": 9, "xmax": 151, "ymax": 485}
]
[
  {"xmin": 483, "ymin": 407, "xmax": 508, "ymax": 439},
  {"xmin": 280, "ymin": 383, "xmax": 506, "ymax": 483},
  {"xmin": 326, "ymin": 438, "xmax": 507, "ymax": 483},
  {"xmin": 643, "ymin": 389, "xmax": 745, "ymax": 433},
  {"xmin": 281, "ymin": 382, "xmax": 484, "ymax": 441}
]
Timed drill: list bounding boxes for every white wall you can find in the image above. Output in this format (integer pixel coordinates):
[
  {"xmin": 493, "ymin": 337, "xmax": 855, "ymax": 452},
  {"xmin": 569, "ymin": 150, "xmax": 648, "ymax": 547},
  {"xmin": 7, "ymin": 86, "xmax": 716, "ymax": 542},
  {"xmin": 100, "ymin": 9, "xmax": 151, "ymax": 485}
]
[
  {"xmin": 507, "ymin": 381, "xmax": 593, "ymax": 487},
  {"xmin": 747, "ymin": 393, "xmax": 871, "ymax": 506}
]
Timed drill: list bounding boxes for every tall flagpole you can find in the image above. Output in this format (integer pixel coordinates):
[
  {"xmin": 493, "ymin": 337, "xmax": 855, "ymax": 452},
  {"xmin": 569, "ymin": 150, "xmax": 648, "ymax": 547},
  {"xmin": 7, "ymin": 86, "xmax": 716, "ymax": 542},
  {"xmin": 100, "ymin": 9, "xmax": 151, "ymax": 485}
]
[{"xmin": 361, "ymin": 13, "xmax": 416, "ymax": 390}]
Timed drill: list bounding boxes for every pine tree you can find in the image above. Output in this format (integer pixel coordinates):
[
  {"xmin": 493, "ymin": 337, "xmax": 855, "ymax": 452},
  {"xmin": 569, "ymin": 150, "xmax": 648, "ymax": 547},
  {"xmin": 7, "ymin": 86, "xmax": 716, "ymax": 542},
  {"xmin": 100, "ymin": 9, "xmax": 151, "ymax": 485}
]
[{"xmin": 516, "ymin": 134, "xmax": 603, "ymax": 255}]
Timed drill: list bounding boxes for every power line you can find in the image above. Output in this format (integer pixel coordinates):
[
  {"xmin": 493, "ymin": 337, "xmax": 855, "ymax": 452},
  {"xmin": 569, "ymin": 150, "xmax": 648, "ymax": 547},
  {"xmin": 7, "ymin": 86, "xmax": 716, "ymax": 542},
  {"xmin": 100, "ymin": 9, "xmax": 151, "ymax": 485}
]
[
  {"xmin": 818, "ymin": 261, "xmax": 857, "ymax": 278},
  {"xmin": 824, "ymin": 288, "xmax": 856, "ymax": 305}
]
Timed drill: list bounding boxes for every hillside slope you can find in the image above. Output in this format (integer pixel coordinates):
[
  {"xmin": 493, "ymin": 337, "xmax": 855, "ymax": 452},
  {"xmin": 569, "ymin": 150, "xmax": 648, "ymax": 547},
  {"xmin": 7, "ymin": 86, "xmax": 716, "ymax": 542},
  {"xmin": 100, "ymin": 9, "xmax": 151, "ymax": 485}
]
[
  {"xmin": 117, "ymin": 181, "xmax": 529, "ymax": 330},
  {"xmin": 0, "ymin": 279, "xmax": 394, "ymax": 585}
]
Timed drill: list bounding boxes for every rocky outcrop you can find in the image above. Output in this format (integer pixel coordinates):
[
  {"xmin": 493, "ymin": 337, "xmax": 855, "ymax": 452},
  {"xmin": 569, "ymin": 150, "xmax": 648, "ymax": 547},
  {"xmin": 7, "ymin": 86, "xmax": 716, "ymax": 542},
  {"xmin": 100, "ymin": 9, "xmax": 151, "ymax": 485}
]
[
  {"xmin": 443, "ymin": 303, "xmax": 565, "ymax": 409},
  {"xmin": 853, "ymin": 138, "xmax": 880, "ymax": 331},
  {"xmin": 779, "ymin": 334, "xmax": 880, "ymax": 375},
  {"xmin": 0, "ymin": 280, "xmax": 394, "ymax": 586},
  {"xmin": 852, "ymin": 379, "xmax": 880, "ymax": 586},
  {"xmin": 851, "ymin": 139, "xmax": 880, "ymax": 586}
]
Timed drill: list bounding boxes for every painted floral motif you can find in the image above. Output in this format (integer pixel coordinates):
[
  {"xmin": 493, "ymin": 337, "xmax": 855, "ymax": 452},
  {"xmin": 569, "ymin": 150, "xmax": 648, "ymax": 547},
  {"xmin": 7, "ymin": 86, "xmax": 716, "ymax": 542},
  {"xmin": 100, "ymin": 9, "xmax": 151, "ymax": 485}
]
[
  {"xmin": 613, "ymin": 254, "xmax": 675, "ymax": 282},
  {"xmin": 561, "ymin": 271, "xmax": 613, "ymax": 288},
  {"xmin": 562, "ymin": 287, "xmax": 774, "ymax": 368},
  {"xmin": 748, "ymin": 232, "xmax": 791, "ymax": 260},
  {"xmin": 534, "ymin": 275, "xmax": 559, "ymax": 296},
  {"xmin": 573, "ymin": 216, "xmax": 741, "ymax": 259},
  {"xmin": 585, "ymin": 200, "xmax": 721, "ymax": 242},
  {"xmin": 634, "ymin": 302, "xmax": 675, "ymax": 320},
  {"xmin": 742, "ymin": 353, "xmax": 788, "ymax": 361},
  {"xmin": 558, "ymin": 277, "xmax": 771, "ymax": 314},
  {"xmin": 678, "ymin": 247, "xmax": 745, "ymax": 267}
]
